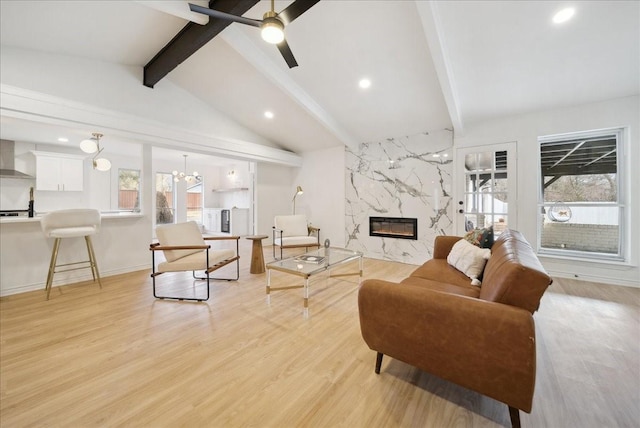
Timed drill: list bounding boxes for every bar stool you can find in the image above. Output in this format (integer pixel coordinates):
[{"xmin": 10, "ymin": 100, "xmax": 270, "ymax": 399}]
[{"xmin": 41, "ymin": 209, "xmax": 102, "ymax": 300}]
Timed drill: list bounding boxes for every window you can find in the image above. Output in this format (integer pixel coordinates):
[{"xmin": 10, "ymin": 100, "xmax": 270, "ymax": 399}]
[
  {"xmin": 156, "ymin": 173, "xmax": 175, "ymax": 224},
  {"xmin": 186, "ymin": 181, "xmax": 203, "ymax": 225},
  {"xmin": 538, "ymin": 128, "xmax": 625, "ymax": 260},
  {"xmin": 118, "ymin": 169, "xmax": 140, "ymax": 212}
]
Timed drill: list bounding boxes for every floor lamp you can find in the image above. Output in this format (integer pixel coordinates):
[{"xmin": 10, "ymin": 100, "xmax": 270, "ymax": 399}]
[{"xmin": 292, "ymin": 186, "xmax": 303, "ymax": 214}]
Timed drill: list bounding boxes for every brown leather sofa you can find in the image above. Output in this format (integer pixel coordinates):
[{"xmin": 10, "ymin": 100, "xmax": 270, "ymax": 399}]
[{"xmin": 358, "ymin": 229, "xmax": 552, "ymax": 427}]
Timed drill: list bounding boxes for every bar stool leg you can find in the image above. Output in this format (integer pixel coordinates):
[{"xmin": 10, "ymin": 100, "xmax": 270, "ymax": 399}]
[
  {"xmin": 46, "ymin": 238, "xmax": 61, "ymax": 300},
  {"xmin": 85, "ymin": 236, "xmax": 102, "ymax": 288}
]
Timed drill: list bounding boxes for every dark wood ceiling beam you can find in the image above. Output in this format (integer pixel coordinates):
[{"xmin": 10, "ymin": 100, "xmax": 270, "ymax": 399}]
[{"xmin": 143, "ymin": 0, "xmax": 260, "ymax": 88}]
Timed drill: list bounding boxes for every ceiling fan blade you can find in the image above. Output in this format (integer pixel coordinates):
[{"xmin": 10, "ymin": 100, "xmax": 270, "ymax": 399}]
[
  {"xmin": 277, "ymin": 39, "xmax": 299, "ymax": 68},
  {"xmin": 277, "ymin": 0, "xmax": 321, "ymax": 26},
  {"xmin": 189, "ymin": 3, "xmax": 261, "ymax": 28}
]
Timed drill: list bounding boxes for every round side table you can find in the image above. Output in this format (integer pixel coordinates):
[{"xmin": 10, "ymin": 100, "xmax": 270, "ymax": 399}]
[{"xmin": 245, "ymin": 235, "xmax": 269, "ymax": 274}]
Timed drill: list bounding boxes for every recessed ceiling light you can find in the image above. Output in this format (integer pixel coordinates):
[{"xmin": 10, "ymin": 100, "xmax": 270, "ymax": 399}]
[
  {"xmin": 57, "ymin": 137, "xmax": 68, "ymax": 142},
  {"xmin": 552, "ymin": 7, "xmax": 575, "ymax": 24},
  {"xmin": 264, "ymin": 111, "xmax": 274, "ymax": 119},
  {"xmin": 359, "ymin": 78, "xmax": 371, "ymax": 89}
]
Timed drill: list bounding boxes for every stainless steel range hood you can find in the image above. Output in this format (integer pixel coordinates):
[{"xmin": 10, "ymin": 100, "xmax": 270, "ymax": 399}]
[{"xmin": 0, "ymin": 139, "xmax": 34, "ymax": 179}]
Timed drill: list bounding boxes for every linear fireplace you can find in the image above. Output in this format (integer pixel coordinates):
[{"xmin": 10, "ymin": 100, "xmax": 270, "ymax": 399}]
[{"xmin": 369, "ymin": 217, "xmax": 418, "ymax": 240}]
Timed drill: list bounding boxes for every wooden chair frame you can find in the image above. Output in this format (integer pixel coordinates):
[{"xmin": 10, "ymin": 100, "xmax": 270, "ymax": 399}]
[{"xmin": 150, "ymin": 236, "xmax": 240, "ymax": 302}]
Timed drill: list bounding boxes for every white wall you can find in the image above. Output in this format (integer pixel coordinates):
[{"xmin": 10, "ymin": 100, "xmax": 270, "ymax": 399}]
[
  {"xmin": 294, "ymin": 146, "xmax": 347, "ymax": 247},
  {"xmin": 455, "ymin": 95, "xmax": 639, "ymax": 287},
  {"xmin": 255, "ymin": 162, "xmax": 297, "ymax": 242}
]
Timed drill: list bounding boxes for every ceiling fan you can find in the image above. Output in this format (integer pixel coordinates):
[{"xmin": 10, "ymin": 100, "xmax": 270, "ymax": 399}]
[{"xmin": 189, "ymin": 0, "xmax": 321, "ymax": 68}]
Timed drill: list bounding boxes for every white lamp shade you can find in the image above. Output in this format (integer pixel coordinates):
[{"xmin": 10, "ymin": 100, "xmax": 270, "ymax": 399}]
[
  {"xmin": 80, "ymin": 139, "xmax": 98, "ymax": 154},
  {"xmin": 93, "ymin": 158, "xmax": 111, "ymax": 171}
]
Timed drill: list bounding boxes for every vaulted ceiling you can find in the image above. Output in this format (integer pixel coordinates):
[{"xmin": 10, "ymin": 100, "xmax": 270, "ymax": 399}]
[{"xmin": 1, "ymin": 1, "xmax": 638, "ymax": 157}]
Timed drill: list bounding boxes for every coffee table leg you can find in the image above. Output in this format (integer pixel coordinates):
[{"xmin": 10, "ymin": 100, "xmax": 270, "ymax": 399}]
[
  {"xmin": 303, "ymin": 276, "xmax": 309, "ymax": 317},
  {"xmin": 359, "ymin": 255, "xmax": 363, "ymax": 284}
]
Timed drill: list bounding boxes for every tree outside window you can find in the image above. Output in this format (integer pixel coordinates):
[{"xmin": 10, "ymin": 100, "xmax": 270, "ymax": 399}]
[
  {"xmin": 118, "ymin": 169, "xmax": 140, "ymax": 211},
  {"xmin": 156, "ymin": 173, "xmax": 174, "ymax": 224}
]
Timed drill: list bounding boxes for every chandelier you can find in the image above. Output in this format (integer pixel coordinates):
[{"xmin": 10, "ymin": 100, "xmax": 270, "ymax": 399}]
[
  {"xmin": 173, "ymin": 154, "xmax": 199, "ymax": 183},
  {"xmin": 79, "ymin": 132, "xmax": 111, "ymax": 171}
]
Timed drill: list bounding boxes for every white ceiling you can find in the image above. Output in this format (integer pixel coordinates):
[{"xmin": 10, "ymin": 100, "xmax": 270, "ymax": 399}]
[{"xmin": 1, "ymin": 0, "xmax": 638, "ymax": 159}]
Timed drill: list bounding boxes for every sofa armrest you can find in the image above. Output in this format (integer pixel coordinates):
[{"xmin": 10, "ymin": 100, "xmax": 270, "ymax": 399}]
[
  {"xmin": 358, "ymin": 279, "xmax": 537, "ymax": 412},
  {"xmin": 433, "ymin": 235, "xmax": 463, "ymax": 259}
]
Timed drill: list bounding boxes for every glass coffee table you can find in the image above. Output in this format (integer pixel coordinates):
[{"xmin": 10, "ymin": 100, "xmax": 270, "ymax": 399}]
[{"xmin": 266, "ymin": 247, "xmax": 363, "ymax": 315}]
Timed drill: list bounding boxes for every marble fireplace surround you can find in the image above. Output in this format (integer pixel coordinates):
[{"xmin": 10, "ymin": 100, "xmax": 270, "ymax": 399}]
[{"xmin": 345, "ymin": 129, "xmax": 453, "ymax": 265}]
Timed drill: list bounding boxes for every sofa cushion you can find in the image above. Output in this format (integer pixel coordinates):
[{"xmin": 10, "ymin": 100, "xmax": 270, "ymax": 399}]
[
  {"xmin": 158, "ymin": 249, "xmax": 235, "ymax": 273},
  {"xmin": 447, "ymin": 239, "xmax": 491, "ymax": 285},
  {"xmin": 409, "ymin": 259, "xmax": 473, "ymax": 289},
  {"xmin": 274, "ymin": 236, "xmax": 318, "ymax": 246},
  {"xmin": 400, "ymin": 276, "xmax": 480, "ymax": 298}
]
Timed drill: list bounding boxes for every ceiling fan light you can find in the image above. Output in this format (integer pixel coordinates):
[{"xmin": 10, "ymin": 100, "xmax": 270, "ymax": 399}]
[{"xmin": 261, "ymin": 18, "xmax": 284, "ymax": 44}]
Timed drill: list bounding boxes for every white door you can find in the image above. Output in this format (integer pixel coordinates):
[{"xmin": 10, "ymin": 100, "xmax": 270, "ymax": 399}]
[{"xmin": 455, "ymin": 143, "xmax": 517, "ymax": 236}]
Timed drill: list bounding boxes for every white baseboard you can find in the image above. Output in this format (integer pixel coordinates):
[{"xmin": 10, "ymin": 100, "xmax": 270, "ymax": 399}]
[{"xmin": 546, "ymin": 269, "xmax": 640, "ymax": 288}]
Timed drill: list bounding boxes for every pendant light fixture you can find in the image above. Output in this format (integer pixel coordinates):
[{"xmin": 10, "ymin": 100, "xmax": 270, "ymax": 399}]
[
  {"xmin": 173, "ymin": 154, "xmax": 199, "ymax": 183},
  {"xmin": 80, "ymin": 132, "xmax": 111, "ymax": 172}
]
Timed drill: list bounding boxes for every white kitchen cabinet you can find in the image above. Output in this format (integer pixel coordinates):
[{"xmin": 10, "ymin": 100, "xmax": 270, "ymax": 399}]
[
  {"xmin": 32, "ymin": 151, "xmax": 84, "ymax": 191},
  {"xmin": 203, "ymin": 208, "xmax": 222, "ymax": 233},
  {"xmin": 203, "ymin": 208, "xmax": 249, "ymax": 235}
]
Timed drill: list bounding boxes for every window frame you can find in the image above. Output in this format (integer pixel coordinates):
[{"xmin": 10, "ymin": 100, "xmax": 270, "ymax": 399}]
[{"xmin": 537, "ymin": 127, "xmax": 626, "ymax": 262}]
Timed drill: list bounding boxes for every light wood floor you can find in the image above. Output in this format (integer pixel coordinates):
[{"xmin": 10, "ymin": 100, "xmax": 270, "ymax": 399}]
[{"xmin": 1, "ymin": 240, "xmax": 638, "ymax": 427}]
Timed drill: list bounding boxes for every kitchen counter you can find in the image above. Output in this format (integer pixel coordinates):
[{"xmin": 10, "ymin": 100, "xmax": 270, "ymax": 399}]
[
  {"xmin": 1, "ymin": 211, "xmax": 150, "ymax": 297},
  {"xmin": 0, "ymin": 212, "xmax": 144, "ymax": 224}
]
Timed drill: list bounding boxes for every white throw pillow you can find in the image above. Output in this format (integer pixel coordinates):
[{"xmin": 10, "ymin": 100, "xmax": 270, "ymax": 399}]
[{"xmin": 447, "ymin": 239, "xmax": 491, "ymax": 286}]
